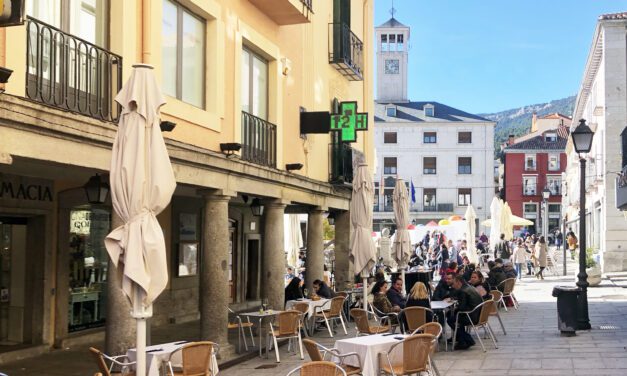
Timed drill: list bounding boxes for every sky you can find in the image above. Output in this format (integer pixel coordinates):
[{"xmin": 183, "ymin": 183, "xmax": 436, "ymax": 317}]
[{"xmin": 373, "ymin": 0, "xmax": 627, "ymax": 114}]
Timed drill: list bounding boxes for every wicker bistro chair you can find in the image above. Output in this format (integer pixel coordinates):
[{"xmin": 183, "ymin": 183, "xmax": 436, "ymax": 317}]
[
  {"xmin": 402, "ymin": 306, "xmax": 435, "ymax": 333},
  {"xmin": 227, "ymin": 306, "xmax": 255, "ymax": 352},
  {"xmin": 291, "ymin": 302, "xmax": 312, "ymax": 336},
  {"xmin": 488, "ymin": 290, "xmax": 507, "ymax": 335},
  {"xmin": 89, "ymin": 347, "xmax": 136, "ymax": 376},
  {"xmin": 497, "ymin": 278, "xmax": 519, "ymax": 311},
  {"xmin": 370, "ymin": 304, "xmax": 402, "ymax": 334},
  {"xmin": 303, "ymin": 339, "xmax": 362, "ymax": 376},
  {"xmin": 268, "ymin": 310, "xmax": 304, "ymax": 362},
  {"xmin": 452, "ymin": 300, "xmax": 498, "ymax": 352},
  {"xmin": 350, "ymin": 308, "xmax": 390, "ymax": 336},
  {"xmin": 166, "ymin": 341, "xmax": 219, "ymax": 376},
  {"xmin": 286, "ymin": 361, "xmax": 347, "ymax": 376},
  {"xmin": 314, "ymin": 296, "xmax": 348, "ymax": 337},
  {"xmin": 412, "ymin": 322, "xmax": 444, "ymax": 376},
  {"xmin": 378, "ymin": 334, "xmax": 436, "ymax": 376}
]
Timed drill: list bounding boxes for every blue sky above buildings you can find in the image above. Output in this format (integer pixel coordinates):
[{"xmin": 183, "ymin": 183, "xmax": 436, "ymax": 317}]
[{"xmin": 373, "ymin": 0, "xmax": 627, "ymax": 113}]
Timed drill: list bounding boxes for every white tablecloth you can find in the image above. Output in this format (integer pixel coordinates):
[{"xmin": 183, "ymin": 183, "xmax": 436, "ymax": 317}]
[
  {"xmin": 127, "ymin": 341, "xmax": 219, "ymax": 376},
  {"xmin": 430, "ymin": 300, "xmax": 455, "ymax": 310},
  {"xmin": 334, "ymin": 334, "xmax": 405, "ymax": 376},
  {"xmin": 286, "ymin": 298, "xmax": 330, "ymax": 317}
]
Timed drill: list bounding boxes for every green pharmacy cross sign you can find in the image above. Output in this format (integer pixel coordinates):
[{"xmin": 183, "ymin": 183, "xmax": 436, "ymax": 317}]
[{"xmin": 330, "ymin": 101, "xmax": 368, "ymax": 143}]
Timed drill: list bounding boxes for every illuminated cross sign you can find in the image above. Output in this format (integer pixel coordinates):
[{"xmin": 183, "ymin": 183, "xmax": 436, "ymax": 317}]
[{"xmin": 330, "ymin": 101, "xmax": 368, "ymax": 143}]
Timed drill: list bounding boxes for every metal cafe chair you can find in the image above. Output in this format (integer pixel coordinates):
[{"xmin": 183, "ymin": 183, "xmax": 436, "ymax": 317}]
[
  {"xmin": 378, "ymin": 334, "xmax": 436, "ymax": 376},
  {"xmin": 313, "ymin": 296, "xmax": 348, "ymax": 337},
  {"xmin": 286, "ymin": 361, "xmax": 347, "ymax": 376},
  {"xmin": 88, "ymin": 347, "xmax": 136, "ymax": 376},
  {"xmin": 303, "ymin": 339, "xmax": 362, "ymax": 375},
  {"xmin": 227, "ymin": 306, "xmax": 255, "ymax": 352},
  {"xmin": 165, "ymin": 341, "xmax": 219, "ymax": 376},
  {"xmin": 350, "ymin": 308, "xmax": 390, "ymax": 336},
  {"xmin": 452, "ymin": 300, "xmax": 498, "ymax": 352},
  {"xmin": 267, "ymin": 310, "xmax": 304, "ymax": 362}
]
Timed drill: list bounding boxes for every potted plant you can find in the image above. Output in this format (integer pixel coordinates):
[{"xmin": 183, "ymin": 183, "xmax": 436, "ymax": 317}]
[{"xmin": 577, "ymin": 248, "xmax": 602, "ymax": 287}]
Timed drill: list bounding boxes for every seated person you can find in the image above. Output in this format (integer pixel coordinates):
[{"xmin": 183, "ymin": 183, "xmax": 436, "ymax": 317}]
[
  {"xmin": 462, "ymin": 263, "xmax": 476, "ymax": 282},
  {"xmin": 486, "ymin": 260, "xmax": 506, "ymax": 291},
  {"xmin": 502, "ymin": 261, "xmax": 517, "ymax": 279},
  {"xmin": 432, "ymin": 272, "xmax": 456, "ymax": 301},
  {"xmin": 371, "ymin": 280, "xmax": 401, "ymax": 314},
  {"xmin": 312, "ymin": 279, "xmax": 334, "ymax": 299},
  {"xmin": 387, "ymin": 277, "xmax": 406, "ymax": 309},
  {"xmin": 284, "ymin": 276, "xmax": 304, "ymax": 305},
  {"xmin": 447, "ymin": 275, "xmax": 483, "ymax": 350},
  {"xmin": 468, "ymin": 271, "xmax": 490, "ymax": 299},
  {"xmin": 406, "ymin": 282, "xmax": 433, "ymax": 322}
]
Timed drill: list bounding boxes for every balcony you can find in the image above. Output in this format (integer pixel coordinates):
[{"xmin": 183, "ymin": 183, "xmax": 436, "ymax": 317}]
[
  {"xmin": 421, "ymin": 203, "xmax": 454, "ymax": 212},
  {"xmin": 328, "ymin": 23, "xmax": 363, "ymax": 81},
  {"xmin": 329, "ymin": 142, "xmax": 353, "ymax": 185},
  {"xmin": 249, "ymin": 0, "xmax": 312, "ymax": 25},
  {"xmin": 241, "ymin": 111, "xmax": 277, "ymax": 168},
  {"xmin": 616, "ymin": 167, "xmax": 627, "ymax": 210},
  {"xmin": 26, "ymin": 17, "xmax": 122, "ymax": 123}
]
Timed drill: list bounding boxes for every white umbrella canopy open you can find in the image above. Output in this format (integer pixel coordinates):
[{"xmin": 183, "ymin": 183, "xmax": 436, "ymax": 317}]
[
  {"xmin": 464, "ymin": 205, "xmax": 478, "ymax": 264},
  {"xmin": 105, "ymin": 64, "xmax": 176, "ymax": 376},
  {"xmin": 392, "ymin": 179, "xmax": 411, "ymax": 288},
  {"xmin": 349, "ymin": 163, "xmax": 376, "ymax": 310}
]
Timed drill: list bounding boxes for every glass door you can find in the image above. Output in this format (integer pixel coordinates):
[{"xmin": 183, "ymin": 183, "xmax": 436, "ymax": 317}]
[{"xmin": 0, "ymin": 223, "xmax": 27, "ymax": 345}]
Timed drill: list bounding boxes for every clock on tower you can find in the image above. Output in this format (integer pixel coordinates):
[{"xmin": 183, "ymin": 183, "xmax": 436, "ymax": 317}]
[{"xmin": 384, "ymin": 59, "xmax": 399, "ymax": 74}]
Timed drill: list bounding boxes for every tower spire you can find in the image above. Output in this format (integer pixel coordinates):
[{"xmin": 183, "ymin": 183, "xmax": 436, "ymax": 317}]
[{"xmin": 390, "ymin": 0, "xmax": 396, "ymax": 18}]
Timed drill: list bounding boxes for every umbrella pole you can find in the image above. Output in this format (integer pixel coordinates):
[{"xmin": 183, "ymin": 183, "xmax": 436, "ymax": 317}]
[
  {"xmin": 136, "ymin": 318, "xmax": 146, "ymax": 376},
  {"xmin": 363, "ymin": 277, "xmax": 368, "ymax": 312}
]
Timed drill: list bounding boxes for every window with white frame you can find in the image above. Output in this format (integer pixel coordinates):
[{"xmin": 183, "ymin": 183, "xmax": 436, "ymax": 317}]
[
  {"xmin": 458, "ymin": 157, "xmax": 472, "ymax": 174},
  {"xmin": 383, "ymin": 157, "xmax": 397, "ymax": 175},
  {"xmin": 545, "ymin": 132, "xmax": 557, "ymax": 142},
  {"xmin": 424, "ymin": 104, "xmax": 434, "ymax": 117},
  {"xmin": 458, "ymin": 188, "xmax": 471, "ymax": 206},
  {"xmin": 523, "ymin": 203, "xmax": 538, "ymax": 218},
  {"xmin": 525, "ymin": 154, "xmax": 536, "ymax": 170},
  {"xmin": 547, "ymin": 176, "xmax": 562, "ymax": 195},
  {"xmin": 548, "ymin": 154, "xmax": 560, "ymax": 171},
  {"xmin": 386, "ymin": 105, "xmax": 397, "ymax": 117},
  {"xmin": 423, "ymin": 188, "xmax": 436, "ymax": 208},
  {"xmin": 242, "ymin": 48, "xmax": 269, "ymax": 119},
  {"xmin": 523, "ymin": 176, "xmax": 537, "ymax": 195}
]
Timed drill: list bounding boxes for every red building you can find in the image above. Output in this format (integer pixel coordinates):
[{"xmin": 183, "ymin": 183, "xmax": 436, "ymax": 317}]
[{"xmin": 503, "ymin": 125, "xmax": 569, "ymax": 236}]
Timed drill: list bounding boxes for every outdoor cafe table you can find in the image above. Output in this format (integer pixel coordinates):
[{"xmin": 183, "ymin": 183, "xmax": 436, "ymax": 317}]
[
  {"xmin": 334, "ymin": 333, "xmax": 407, "ymax": 376},
  {"xmin": 240, "ymin": 309, "xmax": 280, "ymax": 357},
  {"xmin": 430, "ymin": 299, "xmax": 457, "ymax": 351},
  {"xmin": 126, "ymin": 341, "xmax": 219, "ymax": 376},
  {"xmin": 286, "ymin": 298, "xmax": 330, "ymax": 335}
]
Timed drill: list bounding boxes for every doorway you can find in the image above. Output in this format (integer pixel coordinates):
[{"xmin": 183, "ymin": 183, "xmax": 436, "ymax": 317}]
[{"xmin": 246, "ymin": 239, "xmax": 260, "ymax": 300}]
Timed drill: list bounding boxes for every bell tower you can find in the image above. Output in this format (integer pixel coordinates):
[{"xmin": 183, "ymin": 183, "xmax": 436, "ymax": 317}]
[{"xmin": 376, "ymin": 9, "xmax": 409, "ymax": 102}]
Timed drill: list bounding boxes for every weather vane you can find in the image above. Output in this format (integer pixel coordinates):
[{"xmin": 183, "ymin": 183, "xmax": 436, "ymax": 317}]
[{"xmin": 390, "ymin": 0, "xmax": 396, "ymax": 17}]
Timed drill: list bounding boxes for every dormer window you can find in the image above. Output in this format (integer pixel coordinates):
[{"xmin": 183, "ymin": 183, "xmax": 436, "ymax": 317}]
[
  {"xmin": 424, "ymin": 104, "xmax": 434, "ymax": 117},
  {"xmin": 545, "ymin": 132, "xmax": 557, "ymax": 142},
  {"xmin": 386, "ymin": 105, "xmax": 397, "ymax": 117}
]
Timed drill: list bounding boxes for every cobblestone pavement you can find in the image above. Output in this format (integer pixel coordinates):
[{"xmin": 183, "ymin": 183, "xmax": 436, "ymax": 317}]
[{"xmin": 3, "ymin": 255, "xmax": 627, "ymax": 375}]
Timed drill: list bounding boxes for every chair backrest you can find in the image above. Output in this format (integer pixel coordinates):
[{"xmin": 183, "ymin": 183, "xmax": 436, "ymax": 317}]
[
  {"xmin": 401, "ymin": 334, "xmax": 433, "ymax": 373},
  {"xmin": 335, "ymin": 291, "xmax": 348, "ymax": 298},
  {"xmin": 303, "ymin": 339, "xmax": 324, "ymax": 361},
  {"xmin": 287, "ymin": 361, "xmax": 346, "ymax": 376},
  {"xmin": 181, "ymin": 341, "xmax": 215, "ymax": 376},
  {"xmin": 415, "ymin": 322, "xmax": 442, "ymax": 339},
  {"xmin": 328, "ymin": 296, "xmax": 345, "ymax": 316},
  {"xmin": 403, "ymin": 307, "xmax": 429, "ymax": 332},
  {"xmin": 478, "ymin": 300, "xmax": 496, "ymax": 325},
  {"xmin": 500, "ymin": 278, "xmax": 516, "ymax": 295},
  {"xmin": 277, "ymin": 310, "xmax": 301, "ymax": 336},
  {"xmin": 350, "ymin": 308, "xmax": 371, "ymax": 333},
  {"xmin": 89, "ymin": 347, "xmax": 111, "ymax": 376},
  {"xmin": 292, "ymin": 302, "xmax": 310, "ymax": 315}
]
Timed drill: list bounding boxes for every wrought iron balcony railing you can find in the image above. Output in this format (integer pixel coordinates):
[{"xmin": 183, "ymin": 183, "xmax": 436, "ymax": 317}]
[
  {"xmin": 329, "ymin": 142, "xmax": 353, "ymax": 184},
  {"xmin": 241, "ymin": 111, "xmax": 277, "ymax": 168},
  {"xmin": 328, "ymin": 23, "xmax": 363, "ymax": 81},
  {"xmin": 26, "ymin": 17, "xmax": 122, "ymax": 122}
]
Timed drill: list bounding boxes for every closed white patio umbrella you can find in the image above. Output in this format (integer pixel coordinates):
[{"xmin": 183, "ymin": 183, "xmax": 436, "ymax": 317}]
[
  {"xmin": 489, "ymin": 196, "xmax": 503, "ymax": 250},
  {"xmin": 105, "ymin": 64, "xmax": 176, "ymax": 376},
  {"xmin": 501, "ymin": 202, "xmax": 514, "ymax": 240},
  {"xmin": 464, "ymin": 204, "xmax": 478, "ymax": 264},
  {"xmin": 392, "ymin": 178, "xmax": 411, "ymax": 283},
  {"xmin": 350, "ymin": 163, "xmax": 376, "ymax": 311}
]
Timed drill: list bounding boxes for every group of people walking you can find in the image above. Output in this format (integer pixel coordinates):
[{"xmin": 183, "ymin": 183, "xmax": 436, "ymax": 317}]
[{"xmin": 494, "ymin": 233, "xmax": 549, "ymax": 280}]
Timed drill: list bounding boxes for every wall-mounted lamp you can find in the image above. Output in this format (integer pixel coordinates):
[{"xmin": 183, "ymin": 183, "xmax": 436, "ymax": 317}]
[
  {"xmin": 84, "ymin": 174, "xmax": 109, "ymax": 204},
  {"xmin": 326, "ymin": 211, "xmax": 336, "ymax": 225},
  {"xmin": 0, "ymin": 66, "xmax": 13, "ymax": 94},
  {"xmin": 281, "ymin": 57, "xmax": 292, "ymax": 76},
  {"xmin": 250, "ymin": 198, "xmax": 264, "ymax": 217},
  {"xmin": 160, "ymin": 120, "xmax": 176, "ymax": 132},
  {"xmin": 241, "ymin": 194, "xmax": 249, "ymax": 204},
  {"xmin": 286, "ymin": 163, "xmax": 303, "ymax": 171},
  {"xmin": 220, "ymin": 143, "xmax": 241, "ymax": 157}
]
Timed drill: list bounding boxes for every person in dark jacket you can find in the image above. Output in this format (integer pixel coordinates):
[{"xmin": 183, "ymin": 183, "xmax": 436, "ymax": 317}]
[
  {"xmin": 486, "ymin": 261, "xmax": 507, "ymax": 291},
  {"xmin": 406, "ymin": 282, "xmax": 433, "ymax": 322},
  {"xmin": 284, "ymin": 276, "xmax": 304, "ymax": 304},
  {"xmin": 447, "ymin": 275, "xmax": 483, "ymax": 349},
  {"xmin": 312, "ymin": 279, "xmax": 334, "ymax": 299},
  {"xmin": 432, "ymin": 272, "xmax": 455, "ymax": 301},
  {"xmin": 494, "ymin": 233, "xmax": 511, "ymax": 260},
  {"xmin": 461, "ymin": 263, "xmax": 476, "ymax": 282},
  {"xmin": 387, "ymin": 277, "xmax": 406, "ymax": 309}
]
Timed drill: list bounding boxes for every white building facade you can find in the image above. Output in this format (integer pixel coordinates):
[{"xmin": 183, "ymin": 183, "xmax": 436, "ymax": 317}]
[
  {"xmin": 563, "ymin": 12, "xmax": 627, "ymax": 272},
  {"xmin": 373, "ymin": 16, "xmax": 495, "ymax": 234}
]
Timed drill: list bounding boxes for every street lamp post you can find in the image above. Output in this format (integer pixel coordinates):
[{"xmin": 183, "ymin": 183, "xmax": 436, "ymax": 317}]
[
  {"xmin": 542, "ymin": 186, "xmax": 551, "ymax": 238},
  {"xmin": 571, "ymin": 119, "xmax": 595, "ymax": 331}
]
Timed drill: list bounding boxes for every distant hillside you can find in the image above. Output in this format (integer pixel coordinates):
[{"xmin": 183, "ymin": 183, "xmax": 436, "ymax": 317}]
[{"xmin": 479, "ymin": 95, "xmax": 576, "ymax": 157}]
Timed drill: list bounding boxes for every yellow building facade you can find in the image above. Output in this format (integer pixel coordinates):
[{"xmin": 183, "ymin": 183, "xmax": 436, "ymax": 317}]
[{"xmin": 0, "ymin": 0, "xmax": 373, "ymax": 360}]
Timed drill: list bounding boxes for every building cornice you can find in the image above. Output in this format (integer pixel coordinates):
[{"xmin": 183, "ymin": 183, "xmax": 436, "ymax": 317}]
[{"xmin": 572, "ymin": 23, "xmax": 604, "ymax": 124}]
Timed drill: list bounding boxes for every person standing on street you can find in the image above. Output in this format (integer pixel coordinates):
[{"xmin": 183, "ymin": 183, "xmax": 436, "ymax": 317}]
[
  {"xmin": 567, "ymin": 230, "xmax": 578, "ymax": 261},
  {"xmin": 511, "ymin": 239, "xmax": 527, "ymax": 280},
  {"xmin": 494, "ymin": 233, "xmax": 511, "ymax": 260},
  {"xmin": 534, "ymin": 236, "xmax": 548, "ymax": 280}
]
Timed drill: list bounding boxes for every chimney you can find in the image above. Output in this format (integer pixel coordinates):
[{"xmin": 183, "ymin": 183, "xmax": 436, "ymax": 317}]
[
  {"xmin": 508, "ymin": 134, "xmax": 515, "ymax": 145},
  {"xmin": 531, "ymin": 112, "xmax": 538, "ymax": 132}
]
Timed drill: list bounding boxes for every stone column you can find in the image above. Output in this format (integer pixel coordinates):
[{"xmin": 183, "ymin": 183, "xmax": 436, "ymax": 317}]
[
  {"xmin": 199, "ymin": 192, "xmax": 231, "ymax": 345},
  {"xmin": 305, "ymin": 208, "xmax": 325, "ymax": 292},
  {"xmin": 106, "ymin": 213, "xmax": 136, "ymax": 355},
  {"xmin": 333, "ymin": 210, "xmax": 352, "ymax": 291},
  {"xmin": 262, "ymin": 201, "xmax": 287, "ymax": 310}
]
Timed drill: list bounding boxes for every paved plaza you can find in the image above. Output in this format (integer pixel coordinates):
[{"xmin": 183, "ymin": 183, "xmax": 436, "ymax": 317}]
[{"xmin": 2, "ymin": 258, "xmax": 627, "ymax": 375}]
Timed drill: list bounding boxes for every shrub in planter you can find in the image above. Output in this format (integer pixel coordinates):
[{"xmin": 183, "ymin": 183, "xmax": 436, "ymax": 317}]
[{"xmin": 577, "ymin": 248, "xmax": 602, "ymax": 287}]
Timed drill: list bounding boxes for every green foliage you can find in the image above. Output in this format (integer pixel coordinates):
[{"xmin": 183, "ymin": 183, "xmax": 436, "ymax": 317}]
[
  {"xmin": 577, "ymin": 247, "xmax": 597, "ymax": 268},
  {"xmin": 323, "ymin": 218, "xmax": 335, "ymax": 241}
]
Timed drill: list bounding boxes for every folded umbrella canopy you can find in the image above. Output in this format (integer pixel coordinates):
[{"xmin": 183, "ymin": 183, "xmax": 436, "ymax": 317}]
[
  {"xmin": 501, "ymin": 202, "xmax": 514, "ymax": 240},
  {"xmin": 489, "ymin": 197, "xmax": 503, "ymax": 248},
  {"xmin": 464, "ymin": 204, "xmax": 478, "ymax": 264},
  {"xmin": 392, "ymin": 178, "xmax": 411, "ymax": 268},
  {"xmin": 105, "ymin": 64, "xmax": 176, "ymax": 376},
  {"xmin": 350, "ymin": 163, "xmax": 376, "ymax": 310}
]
